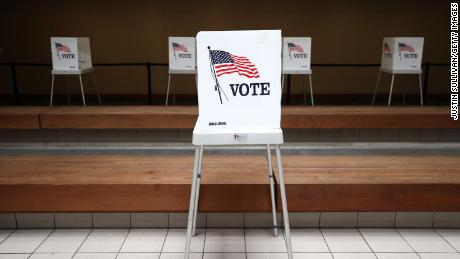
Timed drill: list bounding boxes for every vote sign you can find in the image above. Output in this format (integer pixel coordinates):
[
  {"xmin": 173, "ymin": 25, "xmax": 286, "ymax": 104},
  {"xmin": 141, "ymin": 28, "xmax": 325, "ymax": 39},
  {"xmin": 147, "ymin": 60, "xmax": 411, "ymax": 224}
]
[
  {"xmin": 380, "ymin": 37, "xmax": 424, "ymax": 71},
  {"xmin": 196, "ymin": 30, "xmax": 282, "ymax": 133},
  {"xmin": 282, "ymin": 37, "xmax": 312, "ymax": 73},
  {"xmin": 50, "ymin": 37, "xmax": 92, "ymax": 71},
  {"xmin": 168, "ymin": 37, "xmax": 196, "ymax": 72}
]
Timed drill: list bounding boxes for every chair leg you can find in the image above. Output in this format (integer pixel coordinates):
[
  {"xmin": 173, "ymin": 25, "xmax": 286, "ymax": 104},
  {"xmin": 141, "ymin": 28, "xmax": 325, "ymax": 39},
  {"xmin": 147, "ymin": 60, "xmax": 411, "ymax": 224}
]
[
  {"xmin": 192, "ymin": 145, "xmax": 204, "ymax": 237},
  {"xmin": 418, "ymin": 74, "xmax": 424, "ymax": 107},
  {"xmin": 387, "ymin": 74, "xmax": 395, "ymax": 106},
  {"xmin": 266, "ymin": 144, "xmax": 278, "ymax": 237},
  {"xmin": 78, "ymin": 75, "xmax": 86, "ymax": 106},
  {"xmin": 275, "ymin": 145, "xmax": 293, "ymax": 259},
  {"xmin": 92, "ymin": 72, "xmax": 102, "ymax": 105},
  {"xmin": 309, "ymin": 74, "xmax": 314, "ymax": 106},
  {"xmin": 50, "ymin": 75, "xmax": 55, "ymax": 107},
  {"xmin": 185, "ymin": 146, "xmax": 201, "ymax": 259},
  {"xmin": 165, "ymin": 74, "xmax": 171, "ymax": 106},
  {"xmin": 372, "ymin": 71, "xmax": 382, "ymax": 106}
]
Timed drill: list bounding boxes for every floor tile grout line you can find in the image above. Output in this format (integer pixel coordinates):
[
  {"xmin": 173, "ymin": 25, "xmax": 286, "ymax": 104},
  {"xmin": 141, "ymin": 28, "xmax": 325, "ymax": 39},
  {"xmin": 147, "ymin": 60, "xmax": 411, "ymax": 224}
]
[
  {"xmin": 395, "ymin": 228, "xmax": 422, "ymax": 259},
  {"xmin": 202, "ymin": 227, "xmax": 207, "ymax": 259},
  {"xmin": 357, "ymin": 228, "xmax": 377, "ymax": 258},
  {"xmin": 319, "ymin": 228, "xmax": 334, "ymax": 258},
  {"xmin": 243, "ymin": 227, "xmax": 247, "ymax": 259},
  {"xmin": 72, "ymin": 228, "xmax": 93, "ymax": 258},
  {"xmin": 434, "ymin": 229, "xmax": 460, "ymax": 253},
  {"xmin": 159, "ymin": 228, "xmax": 169, "ymax": 255},
  {"xmin": 115, "ymin": 228, "xmax": 131, "ymax": 258},
  {"xmin": 0, "ymin": 228, "xmax": 16, "ymax": 245},
  {"xmin": 28, "ymin": 228, "xmax": 55, "ymax": 259}
]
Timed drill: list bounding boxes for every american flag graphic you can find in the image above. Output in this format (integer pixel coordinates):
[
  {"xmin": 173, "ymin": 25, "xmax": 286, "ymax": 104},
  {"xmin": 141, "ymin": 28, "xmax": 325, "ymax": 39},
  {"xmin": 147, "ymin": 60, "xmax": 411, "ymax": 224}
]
[
  {"xmin": 398, "ymin": 42, "xmax": 415, "ymax": 52},
  {"xmin": 172, "ymin": 42, "xmax": 188, "ymax": 52},
  {"xmin": 287, "ymin": 42, "xmax": 304, "ymax": 52},
  {"xmin": 210, "ymin": 50, "xmax": 260, "ymax": 78},
  {"xmin": 55, "ymin": 43, "xmax": 71, "ymax": 53},
  {"xmin": 384, "ymin": 42, "xmax": 391, "ymax": 53}
]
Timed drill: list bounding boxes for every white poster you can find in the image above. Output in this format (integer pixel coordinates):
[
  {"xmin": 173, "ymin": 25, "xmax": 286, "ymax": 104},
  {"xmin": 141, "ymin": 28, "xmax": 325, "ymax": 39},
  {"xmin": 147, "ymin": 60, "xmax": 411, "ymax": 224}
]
[
  {"xmin": 195, "ymin": 30, "xmax": 282, "ymax": 133},
  {"xmin": 168, "ymin": 37, "xmax": 196, "ymax": 72},
  {"xmin": 50, "ymin": 37, "xmax": 92, "ymax": 71},
  {"xmin": 282, "ymin": 37, "xmax": 311, "ymax": 73},
  {"xmin": 381, "ymin": 37, "xmax": 424, "ymax": 71}
]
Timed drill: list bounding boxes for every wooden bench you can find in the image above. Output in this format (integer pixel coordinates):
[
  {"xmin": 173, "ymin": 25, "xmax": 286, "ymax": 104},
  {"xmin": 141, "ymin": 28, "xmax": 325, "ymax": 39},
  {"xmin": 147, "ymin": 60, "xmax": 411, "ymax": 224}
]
[
  {"xmin": 1, "ymin": 154, "xmax": 459, "ymax": 212},
  {"xmin": 0, "ymin": 106, "xmax": 458, "ymax": 129}
]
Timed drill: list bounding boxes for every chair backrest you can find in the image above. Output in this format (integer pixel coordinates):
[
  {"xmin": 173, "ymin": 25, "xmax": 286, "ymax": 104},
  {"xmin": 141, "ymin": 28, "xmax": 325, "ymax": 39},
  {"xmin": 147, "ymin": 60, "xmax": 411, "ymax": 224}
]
[
  {"xmin": 282, "ymin": 37, "xmax": 312, "ymax": 73},
  {"xmin": 195, "ymin": 30, "xmax": 282, "ymax": 134},
  {"xmin": 51, "ymin": 37, "xmax": 92, "ymax": 71},
  {"xmin": 381, "ymin": 37, "xmax": 424, "ymax": 71},
  {"xmin": 168, "ymin": 37, "xmax": 196, "ymax": 72}
]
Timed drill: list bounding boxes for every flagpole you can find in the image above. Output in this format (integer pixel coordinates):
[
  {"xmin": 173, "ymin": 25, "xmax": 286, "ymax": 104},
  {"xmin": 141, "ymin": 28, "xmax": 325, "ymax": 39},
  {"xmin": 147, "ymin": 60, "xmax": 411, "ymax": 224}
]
[{"xmin": 208, "ymin": 46, "xmax": 228, "ymax": 104}]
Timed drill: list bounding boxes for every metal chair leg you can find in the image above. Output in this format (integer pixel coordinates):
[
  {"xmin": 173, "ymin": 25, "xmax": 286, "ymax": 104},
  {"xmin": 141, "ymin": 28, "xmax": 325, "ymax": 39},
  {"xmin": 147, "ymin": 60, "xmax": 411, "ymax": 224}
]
[
  {"xmin": 165, "ymin": 74, "xmax": 171, "ymax": 106},
  {"xmin": 418, "ymin": 74, "xmax": 424, "ymax": 107},
  {"xmin": 185, "ymin": 146, "xmax": 201, "ymax": 259},
  {"xmin": 192, "ymin": 145, "xmax": 204, "ymax": 237},
  {"xmin": 50, "ymin": 75, "xmax": 55, "ymax": 107},
  {"xmin": 309, "ymin": 74, "xmax": 314, "ymax": 106},
  {"xmin": 275, "ymin": 145, "xmax": 293, "ymax": 259},
  {"xmin": 266, "ymin": 144, "xmax": 279, "ymax": 237},
  {"xmin": 372, "ymin": 71, "xmax": 382, "ymax": 106},
  {"xmin": 387, "ymin": 74, "xmax": 395, "ymax": 106},
  {"xmin": 92, "ymin": 72, "xmax": 102, "ymax": 105},
  {"xmin": 78, "ymin": 75, "xmax": 86, "ymax": 106}
]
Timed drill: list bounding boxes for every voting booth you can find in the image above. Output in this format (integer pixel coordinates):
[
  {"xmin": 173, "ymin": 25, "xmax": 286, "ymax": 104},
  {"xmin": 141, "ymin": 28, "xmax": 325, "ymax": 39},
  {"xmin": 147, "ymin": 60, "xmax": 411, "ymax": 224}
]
[
  {"xmin": 50, "ymin": 37, "xmax": 101, "ymax": 106},
  {"xmin": 372, "ymin": 37, "xmax": 424, "ymax": 106},
  {"xmin": 282, "ymin": 37, "xmax": 314, "ymax": 105},
  {"xmin": 166, "ymin": 37, "xmax": 197, "ymax": 105},
  {"xmin": 185, "ymin": 30, "xmax": 293, "ymax": 259}
]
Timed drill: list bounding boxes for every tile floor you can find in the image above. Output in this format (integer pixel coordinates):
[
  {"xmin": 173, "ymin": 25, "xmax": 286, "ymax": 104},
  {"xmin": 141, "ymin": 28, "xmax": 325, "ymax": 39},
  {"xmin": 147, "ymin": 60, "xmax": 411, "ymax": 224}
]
[{"xmin": 0, "ymin": 228, "xmax": 459, "ymax": 259}]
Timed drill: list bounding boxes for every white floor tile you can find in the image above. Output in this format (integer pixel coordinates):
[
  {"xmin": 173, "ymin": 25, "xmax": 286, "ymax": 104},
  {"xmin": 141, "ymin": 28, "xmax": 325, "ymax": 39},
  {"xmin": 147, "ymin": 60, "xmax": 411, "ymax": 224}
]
[
  {"xmin": 77, "ymin": 229, "xmax": 128, "ymax": 253},
  {"xmin": 29, "ymin": 253, "xmax": 74, "ymax": 259},
  {"xmin": 204, "ymin": 228, "xmax": 245, "ymax": 253},
  {"xmin": 360, "ymin": 228, "xmax": 413, "ymax": 252},
  {"xmin": 398, "ymin": 229, "xmax": 456, "ymax": 253},
  {"xmin": 0, "ymin": 229, "xmax": 13, "ymax": 243},
  {"xmin": 72, "ymin": 253, "xmax": 117, "ymax": 259},
  {"xmin": 419, "ymin": 253, "xmax": 460, "ymax": 259},
  {"xmin": 159, "ymin": 253, "xmax": 202, "ymax": 259},
  {"xmin": 293, "ymin": 253, "xmax": 333, "ymax": 259},
  {"xmin": 321, "ymin": 229, "xmax": 372, "ymax": 253},
  {"xmin": 119, "ymin": 228, "xmax": 167, "ymax": 253},
  {"xmin": 117, "ymin": 253, "xmax": 160, "ymax": 259},
  {"xmin": 290, "ymin": 229, "xmax": 329, "ymax": 252},
  {"xmin": 332, "ymin": 253, "xmax": 376, "ymax": 259},
  {"xmin": 0, "ymin": 254, "xmax": 30, "ymax": 259},
  {"xmin": 247, "ymin": 253, "xmax": 287, "ymax": 259},
  {"xmin": 246, "ymin": 229, "xmax": 288, "ymax": 253},
  {"xmin": 162, "ymin": 229, "xmax": 205, "ymax": 253},
  {"xmin": 36, "ymin": 229, "xmax": 90, "ymax": 253},
  {"xmin": 0, "ymin": 229, "xmax": 52, "ymax": 253},
  {"xmin": 204, "ymin": 252, "xmax": 246, "ymax": 259},
  {"xmin": 375, "ymin": 253, "xmax": 419, "ymax": 259},
  {"xmin": 437, "ymin": 229, "xmax": 460, "ymax": 251}
]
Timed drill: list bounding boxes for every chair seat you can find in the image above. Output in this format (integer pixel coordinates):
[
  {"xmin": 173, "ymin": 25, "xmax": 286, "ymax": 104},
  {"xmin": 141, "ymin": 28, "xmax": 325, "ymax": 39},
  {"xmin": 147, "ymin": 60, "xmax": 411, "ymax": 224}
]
[
  {"xmin": 52, "ymin": 67, "xmax": 94, "ymax": 75},
  {"xmin": 192, "ymin": 126, "xmax": 283, "ymax": 145},
  {"xmin": 379, "ymin": 67, "xmax": 422, "ymax": 74},
  {"xmin": 282, "ymin": 69, "xmax": 312, "ymax": 75}
]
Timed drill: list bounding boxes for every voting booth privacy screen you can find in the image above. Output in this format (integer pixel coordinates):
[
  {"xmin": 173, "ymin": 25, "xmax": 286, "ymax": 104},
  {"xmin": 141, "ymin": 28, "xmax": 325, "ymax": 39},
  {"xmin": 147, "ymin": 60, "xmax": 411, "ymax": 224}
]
[
  {"xmin": 195, "ymin": 30, "xmax": 282, "ymax": 134},
  {"xmin": 51, "ymin": 37, "xmax": 92, "ymax": 71},
  {"xmin": 168, "ymin": 37, "xmax": 196, "ymax": 71},
  {"xmin": 282, "ymin": 37, "xmax": 312, "ymax": 73},
  {"xmin": 381, "ymin": 37, "xmax": 424, "ymax": 71}
]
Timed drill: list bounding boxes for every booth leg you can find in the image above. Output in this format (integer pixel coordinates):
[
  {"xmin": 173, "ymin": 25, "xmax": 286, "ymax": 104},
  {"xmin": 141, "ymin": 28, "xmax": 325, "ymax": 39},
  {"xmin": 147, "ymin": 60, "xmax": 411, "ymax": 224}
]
[
  {"xmin": 50, "ymin": 75, "xmax": 55, "ymax": 107},
  {"xmin": 302, "ymin": 76, "xmax": 307, "ymax": 105},
  {"xmin": 192, "ymin": 145, "xmax": 204, "ymax": 237},
  {"xmin": 371, "ymin": 71, "xmax": 381, "ymax": 106},
  {"xmin": 165, "ymin": 74, "xmax": 171, "ymax": 106},
  {"xmin": 309, "ymin": 74, "xmax": 314, "ymax": 106},
  {"xmin": 266, "ymin": 144, "xmax": 278, "ymax": 237},
  {"xmin": 92, "ymin": 72, "xmax": 102, "ymax": 105},
  {"xmin": 275, "ymin": 145, "xmax": 293, "ymax": 259},
  {"xmin": 173, "ymin": 74, "xmax": 177, "ymax": 105},
  {"xmin": 387, "ymin": 74, "xmax": 395, "ymax": 106},
  {"xmin": 78, "ymin": 75, "xmax": 86, "ymax": 106},
  {"xmin": 418, "ymin": 74, "xmax": 424, "ymax": 107},
  {"xmin": 185, "ymin": 146, "xmax": 201, "ymax": 259},
  {"xmin": 66, "ymin": 76, "xmax": 70, "ymax": 105},
  {"xmin": 281, "ymin": 74, "xmax": 285, "ymax": 92}
]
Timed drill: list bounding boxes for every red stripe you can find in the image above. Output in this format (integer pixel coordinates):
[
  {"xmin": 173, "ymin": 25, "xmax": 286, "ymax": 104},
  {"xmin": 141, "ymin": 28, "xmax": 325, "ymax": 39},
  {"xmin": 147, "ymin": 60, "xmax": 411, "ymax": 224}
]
[{"xmin": 216, "ymin": 65, "xmax": 259, "ymax": 75}]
